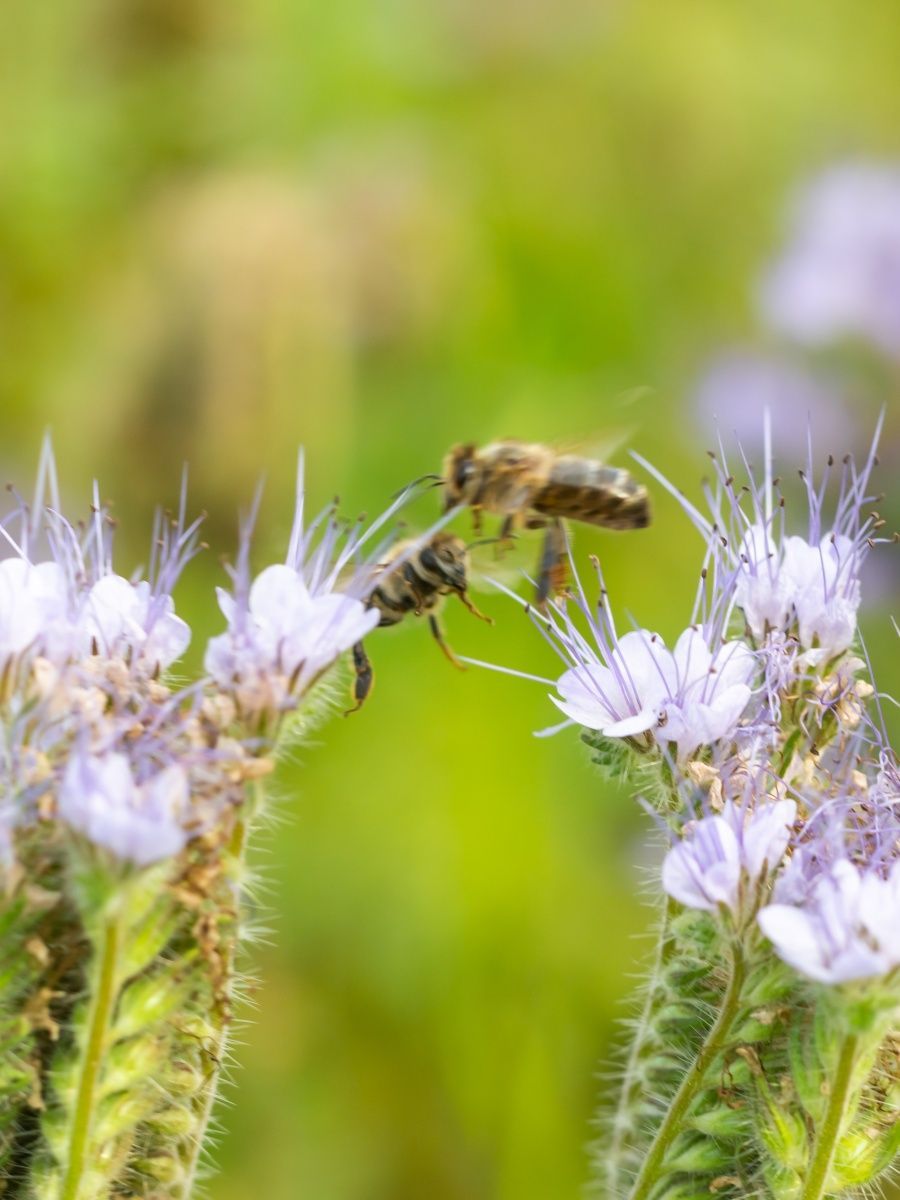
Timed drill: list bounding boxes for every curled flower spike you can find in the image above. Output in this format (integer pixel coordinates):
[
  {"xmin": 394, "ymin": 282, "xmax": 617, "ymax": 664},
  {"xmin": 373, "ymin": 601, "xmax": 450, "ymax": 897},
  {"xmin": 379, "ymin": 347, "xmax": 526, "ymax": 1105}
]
[
  {"xmin": 662, "ymin": 799, "xmax": 797, "ymax": 916},
  {"xmin": 636, "ymin": 411, "xmax": 889, "ymax": 664},
  {"xmin": 759, "ymin": 161, "xmax": 900, "ymax": 359},
  {"xmin": 759, "ymin": 859, "xmax": 900, "ymax": 985},
  {"xmin": 57, "ymin": 748, "xmax": 190, "ymax": 867}
]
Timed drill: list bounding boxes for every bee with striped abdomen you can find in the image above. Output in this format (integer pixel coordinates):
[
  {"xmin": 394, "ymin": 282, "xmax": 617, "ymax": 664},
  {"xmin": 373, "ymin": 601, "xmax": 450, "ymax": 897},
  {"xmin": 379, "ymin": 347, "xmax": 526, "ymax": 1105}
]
[
  {"xmin": 347, "ymin": 531, "xmax": 491, "ymax": 713},
  {"xmin": 441, "ymin": 440, "xmax": 651, "ymax": 602}
]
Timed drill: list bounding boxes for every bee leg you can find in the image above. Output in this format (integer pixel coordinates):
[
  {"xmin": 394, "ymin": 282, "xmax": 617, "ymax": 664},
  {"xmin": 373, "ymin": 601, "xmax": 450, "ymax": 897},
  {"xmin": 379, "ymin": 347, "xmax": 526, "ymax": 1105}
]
[
  {"xmin": 471, "ymin": 506, "xmax": 483, "ymax": 536},
  {"xmin": 457, "ymin": 589, "xmax": 493, "ymax": 625},
  {"xmin": 428, "ymin": 615, "xmax": 465, "ymax": 670},
  {"xmin": 535, "ymin": 519, "xmax": 569, "ymax": 607},
  {"xmin": 344, "ymin": 641, "xmax": 374, "ymax": 715},
  {"xmin": 496, "ymin": 513, "xmax": 520, "ymax": 557}
]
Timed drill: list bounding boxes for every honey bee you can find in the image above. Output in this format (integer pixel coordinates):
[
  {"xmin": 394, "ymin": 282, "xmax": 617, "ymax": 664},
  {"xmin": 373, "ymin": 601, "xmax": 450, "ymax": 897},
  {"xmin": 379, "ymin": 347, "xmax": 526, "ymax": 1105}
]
[
  {"xmin": 441, "ymin": 440, "xmax": 651, "ymax": 602},
  {"xmin": 347, "ymin": 531, "xmax": 491, "ymax": 713}
]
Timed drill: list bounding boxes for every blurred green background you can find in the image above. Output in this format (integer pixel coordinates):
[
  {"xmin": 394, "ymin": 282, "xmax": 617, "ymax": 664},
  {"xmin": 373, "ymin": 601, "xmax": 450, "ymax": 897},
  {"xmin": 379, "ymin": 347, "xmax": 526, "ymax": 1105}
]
[{"xmin": 1, "ymin": 1, "xmax": 899, "ymax": 1197}]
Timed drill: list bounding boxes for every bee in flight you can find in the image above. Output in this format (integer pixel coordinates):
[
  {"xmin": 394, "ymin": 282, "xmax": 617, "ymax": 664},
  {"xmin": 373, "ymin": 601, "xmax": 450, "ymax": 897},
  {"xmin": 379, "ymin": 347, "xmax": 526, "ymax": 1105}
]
[
  {"xmin": 347, "ymin": 531, "xmax": 491, "ymax": 713},
  {"xmin": 441, "ymin": 440, "xmax": 651, "ymax": 602}
]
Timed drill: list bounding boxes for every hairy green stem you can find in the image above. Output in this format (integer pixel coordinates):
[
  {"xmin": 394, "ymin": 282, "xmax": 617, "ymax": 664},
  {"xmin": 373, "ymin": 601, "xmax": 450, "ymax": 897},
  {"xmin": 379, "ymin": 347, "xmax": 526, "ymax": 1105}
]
[
  {"xmin": 177, "ymin": 778, "xmax": 261, "ymax": 1200},
  {"xmin": 799, "ymin": 1033, "xmax": 860, "ymax": 1200},
  {"xmin": 627, "ymin": 938, "xmax": 746, "ymax": 1200},
  {"xmin": 606, "ymin": 895, "xmax": 678, "ymax": 1192},
  {"xmin": 61, "ymin": 906, "xmax": 123, "ymax": 1200}
]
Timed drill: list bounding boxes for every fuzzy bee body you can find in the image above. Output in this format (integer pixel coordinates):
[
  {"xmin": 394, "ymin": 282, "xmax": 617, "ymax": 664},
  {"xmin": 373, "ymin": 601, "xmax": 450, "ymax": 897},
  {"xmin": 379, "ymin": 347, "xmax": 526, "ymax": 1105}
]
[
  {"xmin": 532, "ymin": 455, "xmax": 650, "ymax": 530},
  {"xmin": 347, "ymin": 532, "xmax": 490, "ymax": 713},
  {"xmin": 441, "ymin": 439, "xmax": 650, "ymax": 601}
]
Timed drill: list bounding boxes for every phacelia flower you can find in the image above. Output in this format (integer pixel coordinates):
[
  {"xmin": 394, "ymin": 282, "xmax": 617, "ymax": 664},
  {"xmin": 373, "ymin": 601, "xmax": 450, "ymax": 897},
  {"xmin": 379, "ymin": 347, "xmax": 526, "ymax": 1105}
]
[
  {"xmin": 759, "ymin": 161, "xmax": 900, "ymax": 359},
  {"xmin": 637, "ymin": 412, "xmax": 888, "ymax": 664},
  {"xmin": 79, "ymin": 574, "xmax": 190, "ymax": 670},
  {"xmin": 205, "ymin": 453, "xmax": 433, "ymax": 722},
  {"xmin": 551, "ymin": 624, "xmax": 756, "ymax": 759},
  {"xmin": 759, "ymin": 859, "xmax": 900, "ymax": 985},
  {"xmin": 662, "ymin": 799, "xmax": 796, "ymax": 914},
  {"xmin": 473, "ymin": 542, "xmax": 759, "ymax": 758},
  {"xmin": 58, "ymin": 749, "xmax": 190, "ymax": 867},
  {"xmin": 0, "ymin": 557, "xmax": 73, "ymax": 666}
]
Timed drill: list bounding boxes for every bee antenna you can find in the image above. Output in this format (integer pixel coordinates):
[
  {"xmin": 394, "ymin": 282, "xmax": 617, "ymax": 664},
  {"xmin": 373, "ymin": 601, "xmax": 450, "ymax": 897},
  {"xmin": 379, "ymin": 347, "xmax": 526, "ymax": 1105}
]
[{"xmin": 391, "ymin": 473, "xmax": 444, "ymax": 501}]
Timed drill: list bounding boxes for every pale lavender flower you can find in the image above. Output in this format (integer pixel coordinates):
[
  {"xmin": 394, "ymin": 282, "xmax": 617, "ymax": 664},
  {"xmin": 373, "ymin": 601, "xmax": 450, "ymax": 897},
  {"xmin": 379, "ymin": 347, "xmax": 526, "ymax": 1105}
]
[
  {"xmin": 78, "ymin": 575, "xmax": 190, "ymax": 670},
  {"xmin": 0, "ymin": 557, "xmax": 74, "ymax": 665},
  {"xmin": 760, "ymin": 162, "xmax": 900, "ymax": 359},
  {"xmin": 58, "ymin": 749, "xmax": 190, "ymax": 866},
  {"xmin": 1, "ymin": 454, "xmax": 199, "ymax": 677},
  {"xmin": 662, "ymin": 799, "xmax": 796, "ymax": 914},
  {"xmin": 759, "ymin": 859, "xmax": 900, "ymax": 984},
  {"xmin": 552, "ymin": 624, "xmax": 756, "ymax": 759},
  {"xmin": 467, "ymin": 557, "xmax": 757, "ymax": 759},
  {"xmin": 205, "ymin": 452, "xmax": 431, "ymax": 718},
  {"xmin": 637, "ymin": 413, "xmax": 887, "ymax": 663}
]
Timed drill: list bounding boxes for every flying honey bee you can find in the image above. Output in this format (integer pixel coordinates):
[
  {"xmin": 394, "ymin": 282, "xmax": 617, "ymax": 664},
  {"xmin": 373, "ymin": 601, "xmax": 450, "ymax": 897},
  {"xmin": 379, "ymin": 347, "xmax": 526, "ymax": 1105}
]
[
  {"xmin": 347, "ymin": 531, "xmax": 491, "ymax": 713},
  {"xmin": 441, "ymin": 440, "xmax": 651, "ymax": 602}
]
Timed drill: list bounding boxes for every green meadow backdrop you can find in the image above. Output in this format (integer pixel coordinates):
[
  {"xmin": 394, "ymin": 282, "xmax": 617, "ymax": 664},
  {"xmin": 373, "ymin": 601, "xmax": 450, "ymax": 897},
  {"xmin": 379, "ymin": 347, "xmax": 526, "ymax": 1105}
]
[{"xmin": 1, "ymin": 2, "xmax": 897, "ymax": 1197}]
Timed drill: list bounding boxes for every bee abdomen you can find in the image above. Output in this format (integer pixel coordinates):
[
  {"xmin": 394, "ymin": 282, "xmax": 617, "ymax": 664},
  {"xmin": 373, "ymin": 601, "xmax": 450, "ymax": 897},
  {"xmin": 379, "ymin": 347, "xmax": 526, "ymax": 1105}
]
[{"xmin": 533, "ymin": 458, "xmax": 650, "ymax": 530}]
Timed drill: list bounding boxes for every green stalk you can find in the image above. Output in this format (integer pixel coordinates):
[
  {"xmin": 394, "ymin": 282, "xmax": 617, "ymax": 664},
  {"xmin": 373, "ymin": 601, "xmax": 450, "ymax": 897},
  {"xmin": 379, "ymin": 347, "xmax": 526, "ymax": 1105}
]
[
  {"xmin": 177, "ymin": 778, "xmax": 262, "ymax": 1200},
  {"xmin": 605, "ymin": 896, "xmax": 677, "ymax": 1192},
  {"xmin": 61, "ymin": 905, "xmax": 123, "ymax": 1200},
  {"xmin": 627, "ymin": 939, "xmax": 747, "ymax": 1200},
  {"xmin": 799, "ymin": 1033, "xmax": 860, "ymax": 1200}
]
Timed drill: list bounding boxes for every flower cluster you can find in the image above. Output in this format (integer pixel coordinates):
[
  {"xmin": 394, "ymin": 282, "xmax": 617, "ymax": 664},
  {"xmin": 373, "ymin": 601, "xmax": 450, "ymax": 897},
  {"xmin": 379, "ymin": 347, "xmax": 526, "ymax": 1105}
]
[
  {"xmin": 0, "ymin": 444, "xmax": 425, "ymax": 1200},
  {"xmin": 476, "ymin": 420, "xmax": 897, "ymax": 1008}
]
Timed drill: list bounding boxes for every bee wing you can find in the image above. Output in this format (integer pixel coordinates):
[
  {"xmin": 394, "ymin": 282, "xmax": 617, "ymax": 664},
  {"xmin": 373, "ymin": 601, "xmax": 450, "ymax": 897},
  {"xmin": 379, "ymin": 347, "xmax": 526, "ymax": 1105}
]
[
  {"xmin": 547, "ymin": 385, "xmax": 653, "ymax": 460},
  {"xmin": 463, "ymin": 537, "xmax": 544, "ymax": 596}
]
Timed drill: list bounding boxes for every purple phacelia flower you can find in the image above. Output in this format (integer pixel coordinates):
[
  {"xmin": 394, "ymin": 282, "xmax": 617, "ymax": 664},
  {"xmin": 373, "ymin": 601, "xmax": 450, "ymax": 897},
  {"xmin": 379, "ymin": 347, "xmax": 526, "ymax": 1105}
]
[
  {"xmin": 551, "ymin": 624, "xmax": 756, "ymax": 760},
  {"xmin": 1, "ymin": 453, "xmax": 200, "ymax": 679},
  {"xmin": 468, "ymin": 556, "xmax": 758, "ymax": 760},
  {"xmin": 636, "ymin": 412, "xmax": 888, "ymax": 665},
  {"xmin": 662, "ymin": 799, "xmax": 796, "ymax": 915},
  {"xmin": 79, "ymin": 575, "xmax": 190, "ymax": 671},
  {"xmin": 58, "ymin": 749, "xmax": 190, "ymax": 867},
  {"xmin": 759, "ymin": 859, "xmax": 900, "ymax": 985},
  {"xmin": 205, "ymin": 452, "xmax": 431, "ymax": 721},
  {"xmin": 0, "ymin": 558, "xmax": 74, "ymax": 665},
  {"xmin": 759, "ymin": 162, "xmax": 900, "ymax": 359}
]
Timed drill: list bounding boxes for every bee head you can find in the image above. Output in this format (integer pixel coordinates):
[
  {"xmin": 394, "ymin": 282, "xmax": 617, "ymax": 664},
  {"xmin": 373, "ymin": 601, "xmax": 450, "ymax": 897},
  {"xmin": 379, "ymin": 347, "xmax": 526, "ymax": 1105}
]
[
  {"xmin": 420, "ymin": 532, "xmax": 468, "ymax": 592},
  {"xmin": 441, "ymin": 444, "xmax": 481, "ymax": 510}
]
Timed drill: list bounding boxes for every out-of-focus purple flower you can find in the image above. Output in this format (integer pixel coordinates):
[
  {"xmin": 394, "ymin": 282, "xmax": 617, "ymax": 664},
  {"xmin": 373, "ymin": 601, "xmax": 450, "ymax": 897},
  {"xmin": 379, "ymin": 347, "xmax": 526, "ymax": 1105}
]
[
  {"xmin": 759, "ymin": 162, "xmax": 900, "ymax": 359},
  {"xmin": 637, "ymin": 413, "xmax": 888, "ymax": 664},
  {"xmin": 695, "ymin": 351, "xmax": 854, "ymax": 459},
  {"xmin": 79, "ymin": 575, "xmax": 191, "ymax": 670},
  {"xmin": 0, "ymin": 558, "xmax": 74, "ymax": 665},
  {"xmin": 58, "ymin": 749, "xmax": 190, "ymax": 866},
  {"xmin": 662, "ymin": 799, "xmax": 796, "ymax": 914},
  {"xmin": 759, "ymin": 859, "xmax": 900, "ymax": 984}
]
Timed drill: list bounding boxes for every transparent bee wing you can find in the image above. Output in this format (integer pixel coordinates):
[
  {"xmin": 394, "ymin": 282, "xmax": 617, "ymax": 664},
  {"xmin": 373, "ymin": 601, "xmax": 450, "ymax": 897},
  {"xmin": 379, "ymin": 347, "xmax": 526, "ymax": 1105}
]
[
  {"xmin": 464, "ymin": 534, "xmax": 547, "ymax": 597},
  {"xmin": 542, "ymin": 385, "xmax": 652, "ymax": 460}
]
